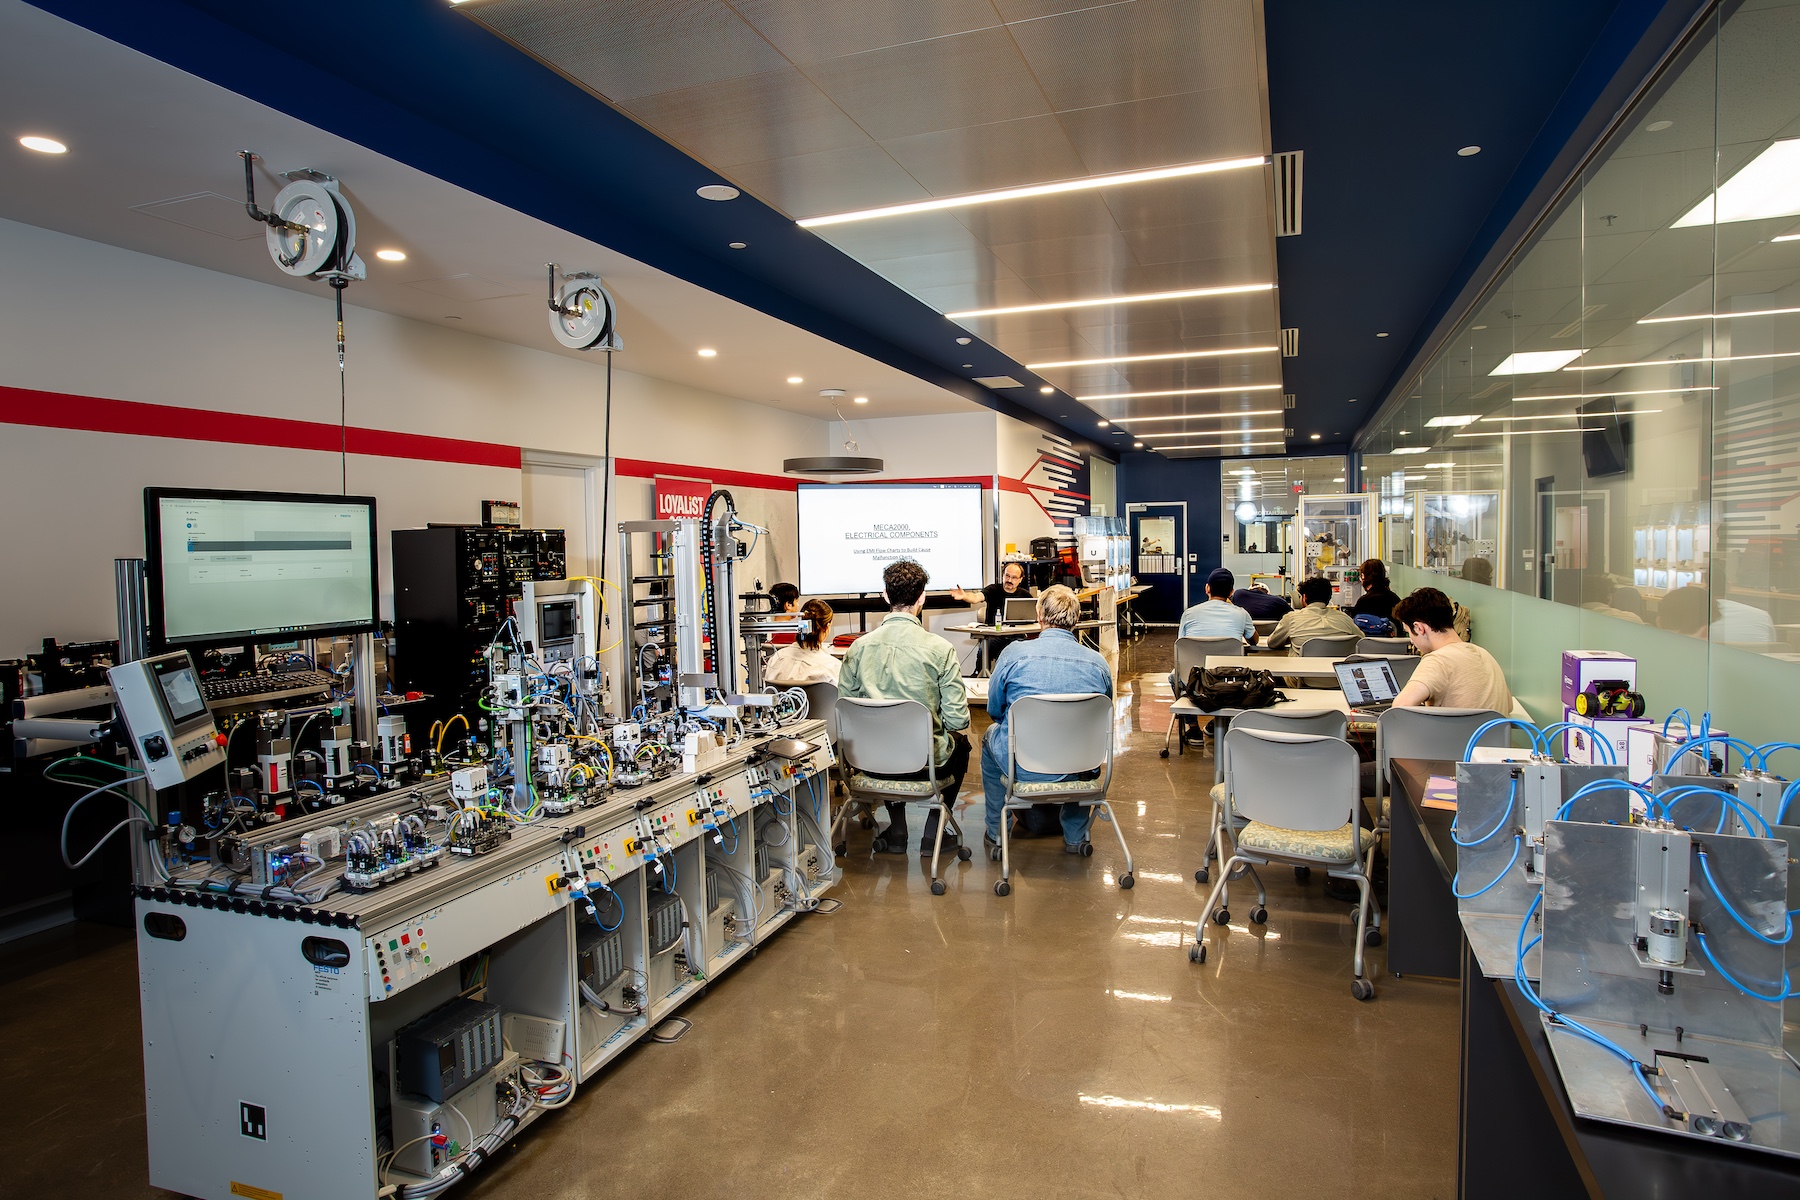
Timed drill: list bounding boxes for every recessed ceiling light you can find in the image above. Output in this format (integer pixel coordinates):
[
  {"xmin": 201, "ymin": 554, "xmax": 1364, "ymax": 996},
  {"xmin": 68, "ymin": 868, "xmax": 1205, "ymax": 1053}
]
[
  {"xmin": 787, "ymin": 376, "xmax": 804, "ymax": 384},
  {"xmin": 1567, "ymin": 349, "xmax": 1800, "ymax": 370},
  {"xmin": 1132, "ymin": 441, "xmax": 1144, "ymax": 448},
  {"xmin": 1348, "ymin": 397, "xmax": 1359, "ymax": 403},
  {"xmin": 1097, "ymin": 420, "xmax": 1110, "ymax": 427},
  {"xmin": 1333, "ymin": 477, "xmax": 1345, "ymax": 483},
  {"xmin": 1774, "ymin": 233, "xmax": 1800, "ymax": 242},
  {"xmin": 853, "ymin": 396, "xmax": 869, "ymax": 404},
  {"xmin": 1638, "ymin": 304, "xmax": 1800, "ymax": 324},
  {"xmin": 956, "ymin": 337, "xmax": 973, "ymax": 345},
  {"xmin": 948, "ymin": 282, "xmax": 1273, "ymax": 321},
  {"xmin": 697, "ymin": 184, "xmax": 741, "ymax": 201},
  {"xmin": 1511, "ymin": 386, "xmax": 1716, "ymax": 401},
  {"xmin": 728, "ymin": 241, "xmax": 748, "ymax": 249},
  {"xmin": 1109, "ymin": 410, "xmax": 1285, "ymax": 423},
  {"xmin": 18, "ymin": 135, "xmax": 66, "ymax": 154},
  {"xmin": 1039, "ymin": 385, "xmax": 1054, "ymax": 394},
  {"xmin": 1397, "ymin": 430, "xmax": 1411, "ymax": 434},
  {"xmin": 1490, "ymin": 349, "xmax": 1586, "ymax": 375},
  {"xmin": 1079, "ymin": 383, "xmax": 1284, "ymax": 402},
  {"xmin": 1309, "ymin": 433, "xmax": 1322, "ymax": 440},
  {"xmin": 1646, "ymin": 120, "xmax": 1674, "ymax": 132},
  {"xmin": 1472, "ymin": 324, "xmax": 1488, "ymax": 330},
  {"xmin": 1457, "ymin": 146, "xmax": 1481, "ymax": 157},
  {"xmin": 1026, "ymin": 345, "xmax": 1281, "ymax": 369},
  {"xmin": 1672, "ymin": 137, "xmax": 1800, "ymax": 227},
  {"xmin": 698, "ymin": 348, "xmax": 718, "ymax": 357},
  {"xmin": 374, "ymin": 248, "xmax": 407, "ymax": 262},
  {"xmin": 796, "ymin": 154, "xmax": 1267, "ymax": 228},
  {"xmin": 962, "ymin": 363, "xmax": 973, "ymax": 368},
  {"xmin": 1376, "ymin": 332, "xmax": 1389, "ymax": 338},
  {"xmin": 1425, "ymin": 414, "xmax": 1479, "ymax": 427},
  {"xmin": 1391, "ymin": 447, "xmax": 1429, "ymax": 455},
  {"xmin": 1425, "ymin": 462, "xmax": 1455, "ymax": 468}
]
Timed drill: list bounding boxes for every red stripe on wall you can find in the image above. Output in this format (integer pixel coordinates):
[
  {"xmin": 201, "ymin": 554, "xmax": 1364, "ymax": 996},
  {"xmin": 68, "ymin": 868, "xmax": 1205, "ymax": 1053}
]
[
  {"xmin": 612, "ymin": 460, "xmax": 995, "ymax": 492},
  {"xmin": 0, "ymin": 385, "xmax": 522, "ymax": 469}
]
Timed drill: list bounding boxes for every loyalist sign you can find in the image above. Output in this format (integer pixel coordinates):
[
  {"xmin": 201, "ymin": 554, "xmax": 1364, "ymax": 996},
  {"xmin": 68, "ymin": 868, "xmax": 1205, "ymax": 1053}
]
[{"xmin": 654, "ymin": 476, "xmax": 712, "ymax": 520}]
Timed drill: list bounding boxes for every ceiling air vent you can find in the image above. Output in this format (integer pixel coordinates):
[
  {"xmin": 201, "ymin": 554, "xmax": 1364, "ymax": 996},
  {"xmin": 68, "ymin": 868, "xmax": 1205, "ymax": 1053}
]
[
  {"xmin": 1281, "ymin": 328, "xmax": 1299, "ymax": 357},
  {"xmin": 1274, "ymin": 150, "xmax": 1303, "ymax": 237},
  {"xmin": 1284, "ymin": 393, "xmax": 1296, "ymax": 409},
  {"xmin": 972, "ymin": 376, "xmax": 1024, "ymax": 389}
]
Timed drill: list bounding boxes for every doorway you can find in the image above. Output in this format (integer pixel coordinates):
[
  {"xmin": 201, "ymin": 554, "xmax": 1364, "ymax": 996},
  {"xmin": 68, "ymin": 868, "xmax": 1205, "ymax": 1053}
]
[{"xmin": 1128, "ymin": 502, "xmax": 1187, "ymax": 623}]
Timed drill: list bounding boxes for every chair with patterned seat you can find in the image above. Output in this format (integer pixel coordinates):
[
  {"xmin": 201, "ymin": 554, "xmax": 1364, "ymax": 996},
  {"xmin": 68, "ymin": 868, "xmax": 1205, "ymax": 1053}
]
[{"xmin": 835, "ymin": 696, "xmax": 973, "ymax": 895}]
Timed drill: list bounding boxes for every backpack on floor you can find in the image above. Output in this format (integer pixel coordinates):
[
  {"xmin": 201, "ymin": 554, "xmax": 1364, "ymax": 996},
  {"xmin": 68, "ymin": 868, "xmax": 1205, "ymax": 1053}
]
[{"xmin": 1185, "ymin": 666, "xmax": 1285, "ymax": 713}]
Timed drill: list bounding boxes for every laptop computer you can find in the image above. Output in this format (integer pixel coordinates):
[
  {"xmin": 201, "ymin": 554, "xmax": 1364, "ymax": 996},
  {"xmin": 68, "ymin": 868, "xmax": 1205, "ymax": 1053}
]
[
  {"xmin": 1335, "ymin": 658, "xmax": 1402, "ymax": 713},
  {"xmin": 1000, "ymin": 596, "xmax": 1039, "ymax": 626}
]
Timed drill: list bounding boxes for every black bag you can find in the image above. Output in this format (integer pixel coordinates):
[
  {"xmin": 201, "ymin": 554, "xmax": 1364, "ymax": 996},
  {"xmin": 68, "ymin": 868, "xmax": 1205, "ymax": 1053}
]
[{"xmin": 1186, "ymin": 666, "xmax": 1285, "ymax": 713}]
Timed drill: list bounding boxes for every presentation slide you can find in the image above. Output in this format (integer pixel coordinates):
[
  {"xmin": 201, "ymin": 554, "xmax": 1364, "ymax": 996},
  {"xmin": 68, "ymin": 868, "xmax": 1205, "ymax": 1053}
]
[{"xmin": 797, "ymin": 483, "xmax": 984, "ymax": 595}]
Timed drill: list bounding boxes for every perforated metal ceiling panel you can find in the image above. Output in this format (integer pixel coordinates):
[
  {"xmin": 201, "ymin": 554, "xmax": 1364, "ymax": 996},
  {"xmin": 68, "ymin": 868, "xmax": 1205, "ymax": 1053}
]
[{"xmin": 468, "ymin": 0, "xmax": 1285, "ymax": 458}]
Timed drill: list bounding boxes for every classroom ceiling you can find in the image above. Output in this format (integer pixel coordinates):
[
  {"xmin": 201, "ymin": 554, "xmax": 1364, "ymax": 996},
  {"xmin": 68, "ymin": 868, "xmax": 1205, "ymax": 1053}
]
[{"xmin": 18, "ymin": 0, "xmax": 1679, "ymax": 468}]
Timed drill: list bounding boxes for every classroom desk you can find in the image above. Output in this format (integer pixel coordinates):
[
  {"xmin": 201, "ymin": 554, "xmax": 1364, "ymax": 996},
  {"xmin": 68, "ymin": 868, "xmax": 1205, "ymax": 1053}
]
[
  {"xmin": 1117, "ymin": 585, "xmax": 1152, "ymax": 640},
  {"xmin": 1204, "ymin": 654, "xmax": 1406, "ymax": 681},
  {"xmin": 1386, "ymin": 758, "xmax": 1462, "ymax": 980},
  {"xmin": 945, "ymin": 620, "xmax": 1108, "ymax": 674}
]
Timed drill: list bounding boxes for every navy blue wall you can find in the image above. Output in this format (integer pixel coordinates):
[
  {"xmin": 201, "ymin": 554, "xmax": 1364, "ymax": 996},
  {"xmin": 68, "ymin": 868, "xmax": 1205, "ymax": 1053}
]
[{"xmin": 1118, "ymin": 452, "xmax": 1223, "ymax": 587}]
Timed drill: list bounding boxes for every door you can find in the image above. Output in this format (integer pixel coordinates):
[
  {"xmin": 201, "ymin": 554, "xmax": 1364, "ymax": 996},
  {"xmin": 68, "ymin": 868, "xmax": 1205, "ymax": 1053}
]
[
  {"xmin": 1534, "ymin": 478, "xmax": 1609, "ymax": 605},
  {"xmin": 1128, "ymin": 502, "xmax": 1187, "ymax": 623}
]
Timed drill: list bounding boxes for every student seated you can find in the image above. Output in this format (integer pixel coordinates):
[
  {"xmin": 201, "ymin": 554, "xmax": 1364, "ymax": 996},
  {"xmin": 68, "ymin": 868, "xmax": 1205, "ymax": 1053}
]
[
  {"xmin": 951, "ymin": 560, "xmax": 1033, "ymax": 625},
  {"xmin": 839, "ymin": 559, "xmax": 971, "ymax": 856},
  {"xmin": 766, "ymin": 581, "xmax": 801, "ymax": 645},
  {"xmin": 764, "ymin": 598, "xmax": 839, "ymax": 686},
  {"xmin": 980, "ymin": 585, "xmax": 1114, "ymax": 854},
  {"xmin": 1348, "ymin": 558, "xmax": 1399, "ymax": 625},
  {"xmin": 1178, "ymin": 569, "xmax": 1258, "ymax": 643},
  {"xmin": 1266, "ymin": 575, "xmax": 1360, "ymax": 650},
  {"xmin": 1231, "ymin": 582, "xmax": 1292, "ymax": 620},
  {"xmin": 1391, "ymin": 587, "xmax": 1513, "ymax": 711}
]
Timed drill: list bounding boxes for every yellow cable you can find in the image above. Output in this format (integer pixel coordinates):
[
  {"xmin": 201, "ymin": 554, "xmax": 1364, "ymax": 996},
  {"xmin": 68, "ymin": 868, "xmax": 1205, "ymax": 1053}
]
[
  {"xmin": 566, "ymin": 576, "xmax": 627, "ymax": 653},
  {"xmin": 436, "ymin": 713, "xmax": 470, "ymax": 754}
]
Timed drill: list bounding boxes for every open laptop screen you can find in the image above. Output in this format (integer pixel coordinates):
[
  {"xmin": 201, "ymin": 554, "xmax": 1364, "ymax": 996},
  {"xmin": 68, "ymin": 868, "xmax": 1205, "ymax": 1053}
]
[
  {"xmin": 1335, "ymin": 659, "xmax": 1400, "ymax": 705},
  {"xmin": 1002, "ymin": 597, "xmax": 1039, "ymax": 625}
]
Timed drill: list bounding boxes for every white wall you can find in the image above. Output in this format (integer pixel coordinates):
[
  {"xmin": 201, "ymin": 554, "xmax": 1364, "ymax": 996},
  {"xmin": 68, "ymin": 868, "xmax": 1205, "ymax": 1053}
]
[{"xmin": 0, "ymin": 217, "xmax": 825, "ymax": 657}]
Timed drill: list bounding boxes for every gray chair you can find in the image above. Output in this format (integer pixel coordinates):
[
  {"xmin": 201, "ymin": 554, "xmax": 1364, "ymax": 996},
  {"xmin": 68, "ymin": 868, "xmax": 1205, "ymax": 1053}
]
[
  {"xmin": 1355, "ymin": 637, "xmax": 1413, "ymax": 656},
  {"xmin": 1162, "ymin": 636, "xmax": 1246, "ymax": 758},
  {"xmin": 1192, "ymin": 727, "xmax": 1381, "ymax": 1000},
  {"xmin": 799, "ymin": 682, "xmax": 866, "ymax": 854},
  {"xmin": 1374, "ymin": 706, "xmax": 1507, "ymax": 825},
  {"xmin": 835, "ymin": 697, "xmax": 973, "ymax": 895},
  {"xmin": 1198, "ymin": 708, "xmax": 1351, "ymax": 887},
  {"xmin": 1294, "ymin": 633, "xmax": 1361, "ymax": 687},
  {"xmin": 990, "ymin": 693, "xmax": 1131, "ymax": 895}
]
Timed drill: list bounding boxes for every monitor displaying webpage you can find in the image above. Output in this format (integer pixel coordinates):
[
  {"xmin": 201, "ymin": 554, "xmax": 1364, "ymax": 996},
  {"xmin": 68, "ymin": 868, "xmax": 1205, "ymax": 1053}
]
[{"xmin": 155, "ymin": 493, "xmax": 377, "ymax": 645}]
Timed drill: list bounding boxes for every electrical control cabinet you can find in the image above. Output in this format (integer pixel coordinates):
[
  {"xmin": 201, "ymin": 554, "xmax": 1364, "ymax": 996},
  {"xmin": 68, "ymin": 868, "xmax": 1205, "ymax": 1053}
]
[{"xmin": 133, "ymin": 721, "xmax": 835, "ymax": 1200}]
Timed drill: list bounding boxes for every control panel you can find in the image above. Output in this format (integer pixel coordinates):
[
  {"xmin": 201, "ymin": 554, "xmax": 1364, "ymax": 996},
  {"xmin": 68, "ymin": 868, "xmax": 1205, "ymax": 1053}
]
[{"xmin": 108, "ymin": 651, "xmax": 227, "ymax": 790}]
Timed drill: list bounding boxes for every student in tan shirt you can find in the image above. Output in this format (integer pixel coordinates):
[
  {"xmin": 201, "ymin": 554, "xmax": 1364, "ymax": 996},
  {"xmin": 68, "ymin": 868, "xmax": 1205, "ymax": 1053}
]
[{"xmin": 1391, "ymin": 586, "xmax": 1513, "ymax": 712}]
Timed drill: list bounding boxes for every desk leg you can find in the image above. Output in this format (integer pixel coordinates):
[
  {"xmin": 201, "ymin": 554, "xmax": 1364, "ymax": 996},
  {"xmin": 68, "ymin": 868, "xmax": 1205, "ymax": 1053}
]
[
  {"xmin": 1459, "ymin": 947, "xmax": 1591, "ymax": 1200},
  {"xmin": 1387, "ymin": 795, "xmax": 1462, "ymax": 979}
]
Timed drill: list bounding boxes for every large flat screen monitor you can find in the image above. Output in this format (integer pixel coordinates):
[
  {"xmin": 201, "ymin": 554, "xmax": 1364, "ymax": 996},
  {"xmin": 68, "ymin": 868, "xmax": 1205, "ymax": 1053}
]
[
  {"xmin": 145, "ymin": 487, "xmax": 380, "ymax": 649},
  {"xmin": 796, "ymin": 482, "xmax": 984, "ymax": 595}
]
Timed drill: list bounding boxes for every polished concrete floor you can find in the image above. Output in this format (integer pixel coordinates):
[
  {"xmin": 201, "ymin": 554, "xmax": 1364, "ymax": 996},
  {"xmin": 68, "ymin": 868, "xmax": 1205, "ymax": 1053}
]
[{"xmin": 0, "ymin": 634, "xmax": 1459, "ymax": 1200}]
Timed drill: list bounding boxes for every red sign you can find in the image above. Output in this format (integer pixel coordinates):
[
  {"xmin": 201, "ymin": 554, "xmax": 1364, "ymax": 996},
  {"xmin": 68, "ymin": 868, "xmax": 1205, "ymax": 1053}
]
[{"xmin": 655, "ymin": 476, "xmax": 712, "ymax": 520}]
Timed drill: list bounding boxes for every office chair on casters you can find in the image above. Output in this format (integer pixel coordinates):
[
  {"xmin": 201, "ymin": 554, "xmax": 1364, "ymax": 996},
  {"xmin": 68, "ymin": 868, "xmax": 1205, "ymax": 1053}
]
[
  {"xmin": 1198, "ymin": 707, "xmax": 1350, "ymax": 889},
  {"xmin": 1355, "ymin": 636, "xmax": 1413, "ymax": 657},
  {"xmin": 1373, "ymin": 706, "xmax": 1505, "ymax": 827},
  {"xmin": 1161, "ymin": 636, "xmax": 1244, "ymax": 758},
  {"xmin": 794, "ymin": 682, "xmax": 862, "ymax": 854},
  {"xmin": 834, "ymin": 697, "xmax": 973, "ymax": 896},
  {"xmin": 1192, "ymin": 727, "xmax": 1381, "ymax": 1000},
  {"xmin": 990, "ymin": 693, "xmax": 1129, "ymax": 895}
]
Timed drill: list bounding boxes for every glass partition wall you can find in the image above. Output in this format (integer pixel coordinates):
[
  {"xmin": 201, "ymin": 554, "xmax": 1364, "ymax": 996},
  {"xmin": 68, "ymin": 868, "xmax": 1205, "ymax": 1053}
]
[
  {"xmin": 1219, "ymin": 455, "xmax": 1349, "ymax": 592},
  {"xmin": 1356, "ymin": 0, "xmax": 1800, "ymax": 741}
]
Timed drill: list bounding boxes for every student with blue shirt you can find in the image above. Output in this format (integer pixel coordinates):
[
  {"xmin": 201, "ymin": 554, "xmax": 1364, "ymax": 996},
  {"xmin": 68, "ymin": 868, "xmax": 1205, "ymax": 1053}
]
[
  {"xmin": 979, "ymin": 585, "xmax": 1114, "ymax": 855},
  {"xmin": 1177, "ymin": 569, "xmax": 1258, "ymax": 644}
]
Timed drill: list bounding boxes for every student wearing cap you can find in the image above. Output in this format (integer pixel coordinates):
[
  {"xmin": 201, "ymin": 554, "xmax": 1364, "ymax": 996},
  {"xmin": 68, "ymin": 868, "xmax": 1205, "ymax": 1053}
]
[{"xmin": 1177, "ymin": 569, "xmax": 1259, "ymax": 644}]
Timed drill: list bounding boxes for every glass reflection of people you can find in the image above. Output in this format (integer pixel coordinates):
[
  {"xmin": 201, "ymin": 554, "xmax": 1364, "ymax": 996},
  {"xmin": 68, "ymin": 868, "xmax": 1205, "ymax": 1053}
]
[
  {"xmin": 1578, "ymin": 569, "xmax": 1643, "ymax": 624},
  {"xmin": 1459, "ymin": 557, "xmax": 1493, "ymax": 585},
  {"xmin": 1657, "ymin": 586, "xmax": 1716, "ymax": 638},
  {"xmin": 951, "ymin": 561, "xmax": 1034, "ymax": 626}
]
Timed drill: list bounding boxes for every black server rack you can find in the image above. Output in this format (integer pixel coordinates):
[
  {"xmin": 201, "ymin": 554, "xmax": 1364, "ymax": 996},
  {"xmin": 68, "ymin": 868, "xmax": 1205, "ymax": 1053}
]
[{"xmin": 391, "ymin": 525, "xmax": 565, "ymax": 734}]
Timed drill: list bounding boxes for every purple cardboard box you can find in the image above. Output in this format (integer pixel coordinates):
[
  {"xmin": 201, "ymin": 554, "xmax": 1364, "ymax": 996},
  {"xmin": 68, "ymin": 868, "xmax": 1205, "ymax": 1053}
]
[{"xmin": 1560, "ymin": 650, "xmax": 1637, "ymax": 712}]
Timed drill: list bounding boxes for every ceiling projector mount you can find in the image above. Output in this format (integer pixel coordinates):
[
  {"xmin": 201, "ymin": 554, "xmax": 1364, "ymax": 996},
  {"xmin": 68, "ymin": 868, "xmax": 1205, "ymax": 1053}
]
[
  {"xmin": 546, "ymin": 263, "xmax": 622, "ymax": 352},
  {"xmin": 239, "ymin": 151, "xmax": 366, "ymax": 287}
]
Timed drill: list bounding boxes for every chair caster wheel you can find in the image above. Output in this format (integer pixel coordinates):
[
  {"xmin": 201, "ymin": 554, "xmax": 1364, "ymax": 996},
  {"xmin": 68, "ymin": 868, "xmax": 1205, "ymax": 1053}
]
[
  {"xmin": 930, "ymin": 880, "xmax": 946, "ymax": 896},
  {"xmin": 995, "ymin": 880, "xmax": 1012, "ymax": 897},
  {"xmin": 1118, "ymin": 873, "xmax": 1133, "ymax": 890},
  {"xmin": 833, "ymin": 843, "xmax": 847, "ymax": 856},
  {"xmin": 870, "ymin": 836, "xmax": 889, "ymax": 853},
  {"xmin": 1365, "ymin": 928, "xmax": 1383, "ymax": 947},
  {"xmin": 988, "ymin": 845, "xmax": 1002, "ymax": 862},
  {"xmin": 1159, "ymin": 748, "xmax": 1170, "ymax": 759},
  {"xmin": 1294, "ymin": 866, "xmax": 1311, "ymax": 883},
  {"xmin": 957, "ymin": 846, "xmax": 973, "ymax": 861},
  {"xmin": 1249, "ymin": 906, "xmax": 1267, "ymax": 925},
  {"xmin": 1352, "ymin": 978, "xmax": 1375, "ymax": 1001},
  {"xmin": 1189, "ymin": 943, "xmax": 1206, "ymax": 964},
  {"xmin": 1080, "ymin": 841, "xmax": 1094, "ymax": 857},
  {"xmin": 1212, "ymin": 909, "xmax": 1230, "ymax": 925},
  {"xmin": 1195, "ymin": 867, "xmax": 1210, "ymax": 885},
  {"xmin": 859, "ymin": 815, "xmax": 876, "ymax": 829}
]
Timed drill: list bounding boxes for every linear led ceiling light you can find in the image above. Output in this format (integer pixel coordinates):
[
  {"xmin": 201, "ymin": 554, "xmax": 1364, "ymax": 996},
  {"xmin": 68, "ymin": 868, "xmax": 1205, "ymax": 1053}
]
[
  {"xmin": 1481, "ymin": 410, "xmax": 1660, "ymax": 422},
  {"xmin": 1510, "ymin": 386, "xmax": 1717, "ymax": 401},
  {"xmin": 1424, "ymin": 414, "xmax": 1479, "ymax": 427},
  {"xmin": 1566, "ymin": 349, "xmax": 1800, "ymax": 370},
  {"xmin": 1137, "ymin": 427, "xmax": 1285, "ymax": 439},
  {"xmin": 1078, "ymin": 382, "xmax": 1284, "ymax": 401},
  {"xmin": 1671, "ymin": 137, "xmax": 1800, "ymax": 227},
  {"xmin": 1390, "ymin": 447, "xmax": 1430, "ymax": 455},
  {"xmin": 949, "ymin": 282, "xmax": 1273, "ymax": 321},
  {"xmin": 1109, "ymin": 409, "xmax": 1284, "ymax": 424},
  {"xmin": 1026, "ymin": 345, "xmax": 1281, "ymax": 369},
  {"xmin": 1638, "ymin": 304, "xmax": 1800, "ymax": 324},
  {"xmin": 797, "ymin": 155, "xmax": 1267, "ymax": 228},
  {"xmin": 1489, "ymin": 349, "xmax": 1586, "ymax": 375},
  {"xmin": 1775, "ymin": 233, "xmax": 1800, "ymax": 242},
  {"xmin": 1455, "ymin": 427, "xmax": 1605, "ymax": 437},
  {"xmin": 1153, "ymin": 439, "xmax": 1287, "ymax": 451}
]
